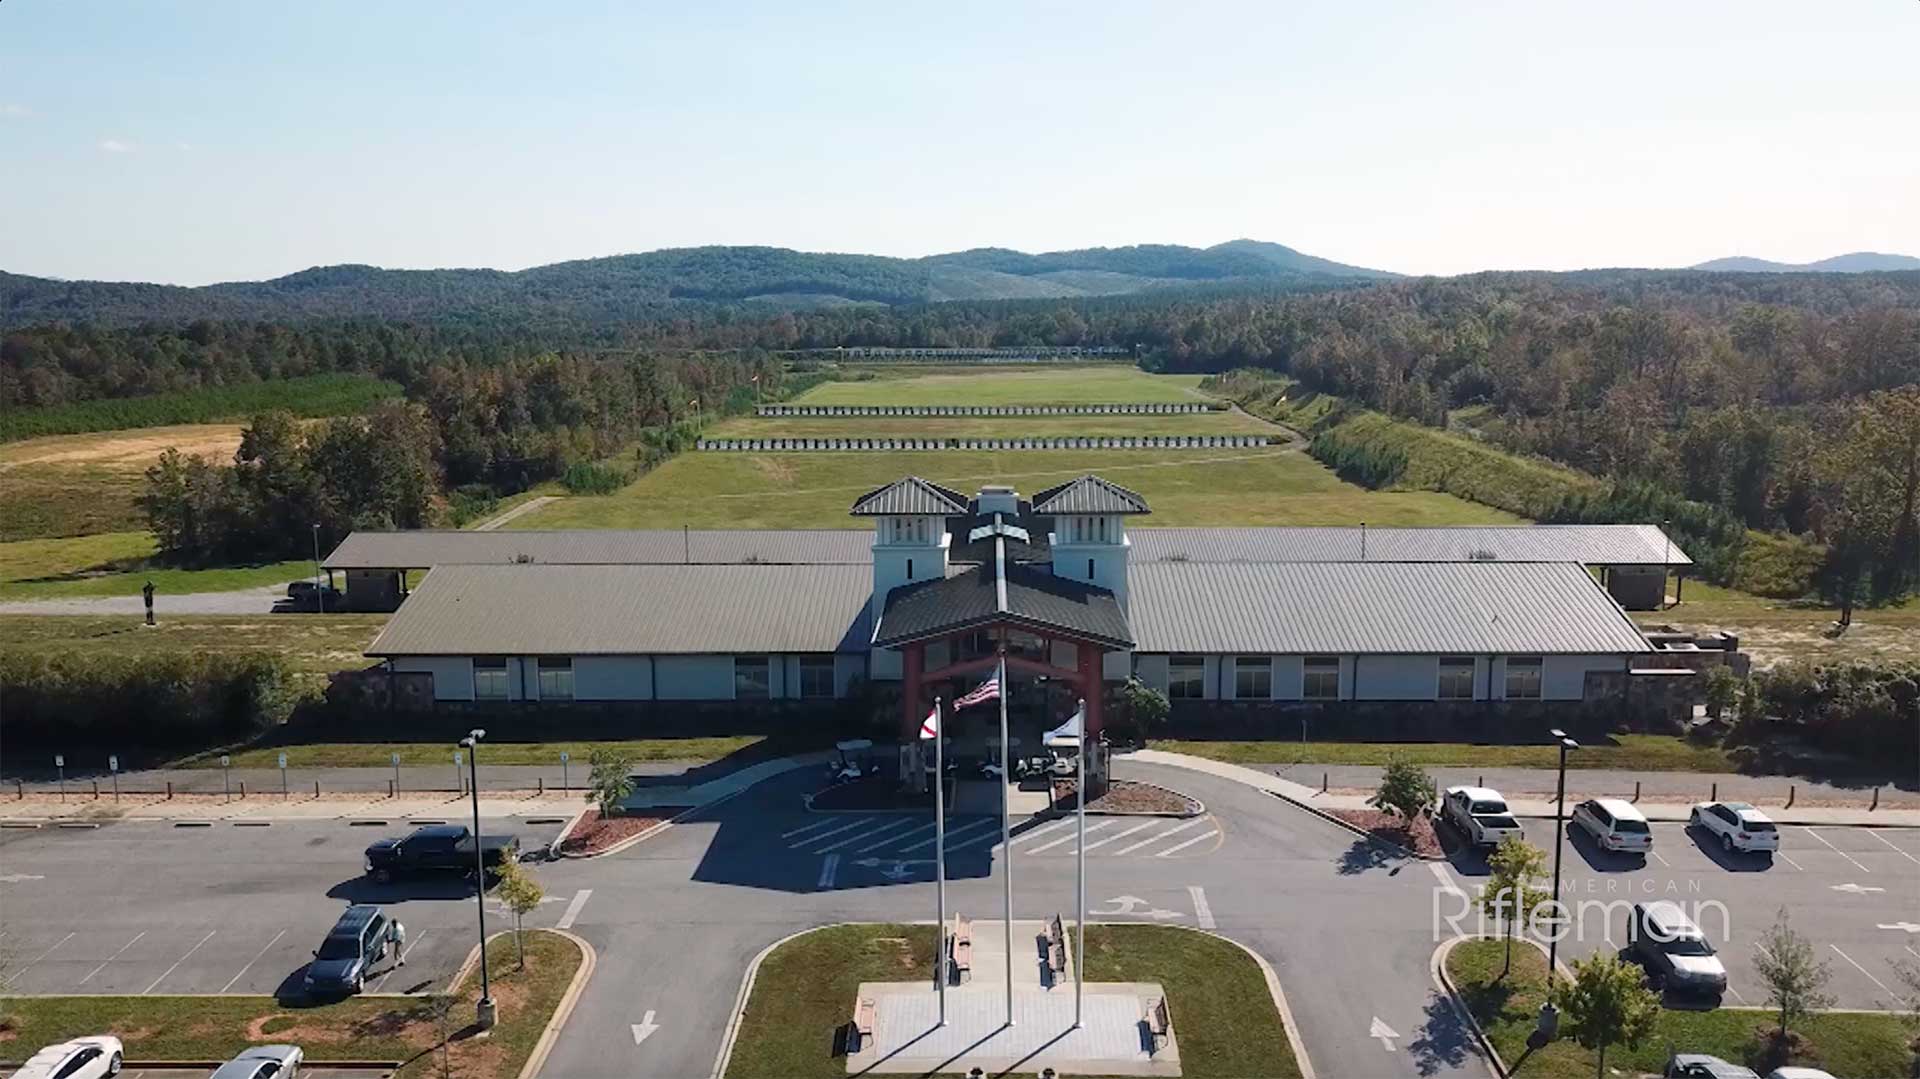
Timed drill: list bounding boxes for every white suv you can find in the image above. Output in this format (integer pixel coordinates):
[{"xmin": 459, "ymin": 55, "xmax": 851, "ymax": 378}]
[
  {"xmin": 14, "ymin": 1037, "xmax": 123, "ymax": 1079},
  {"xmin": 1440, "ymin": 786, "xmax": 1525, "ymax": 849},
  {"xmin": 1689, "ymin": 801, "xmax": 1780, "ymax": 854},
  {"xmin": 1572, "ymin": 797, "xmax": 1653, "ymax": 855}
]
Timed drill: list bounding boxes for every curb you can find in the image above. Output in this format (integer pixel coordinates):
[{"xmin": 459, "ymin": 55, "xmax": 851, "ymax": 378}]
[
  {"xmin": 555, "ymin": 803, "xmax": 692, "ymax": 860},
  {"xmin": 1432, "ymin": 936, "xmax": 1507, "ymax": 1079},
  {"xmin": 711, "ymin": 923, "xmax": 832, "ymax": 1079},
  {"xmin": 0, "ymin": 1061, "xmax": 399, "ymax": 1072},
  {"xmin": 1260, "ymin": 789, "xmax": 1448, "ymax": 861},
  {"xmin": 1185, "ymin": 925, "xmax": 1316, "ymax": 1079},
  {"xmin": 516, "ymin": 928, "xmax": 596, "ymax": 1079}
]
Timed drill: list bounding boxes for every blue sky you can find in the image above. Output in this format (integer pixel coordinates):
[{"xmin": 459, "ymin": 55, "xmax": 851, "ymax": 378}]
[{"xmin": 3, "ymin": 1, "xmax": 1916, "ymax": 284}]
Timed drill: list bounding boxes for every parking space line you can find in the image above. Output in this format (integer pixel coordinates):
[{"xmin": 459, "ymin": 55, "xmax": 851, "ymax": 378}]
[
  {"xmin": 1114, "ymin": 818, "xmax": 1203, "ymax": 856},
  {"xmin": 555, "ymin": 888, "xmax": 592, "ymax": 931},
  {"xmin": 1804, "ymin": 828, "xmax": 1870, "ymax": 873},
  {"xmin": 860, "ymin": 821, "xmax": 934, "ymax": 853},
  {"xmin": 1428, "ymin": 862, "xmax": 1466, "ymax": 899},
  {"xmin": 16, "ymin": 931, "xmax": 76, "ymax": 977},
  {"xmin": 1188, "ymin": 885, "xmax": 1216, "ymax": 929},
  {"xmin": 220, "ymin": 929, "xmax": 287, "ymax": 993},
  {"xmin": 1906, "ymin": 943, "xmax": 1920, "ymax": 962},
  {"xmin": 1829, "ymin": 944, "xmax": 1894, "ymax": 997},
  {"xmin": 789, "ymin": 817, "xmax": 875, "ymax": 849},
  {"xmin": 372, "ymin": 929, "xmax": 428, "ymax": 993},
  {"xmin": 1155, "ymin": 829, "xmax": 1220, "ymax": 858},
  {"xmin": 781, "ymin": 817, "xmax": 842, "ymax": 840},
  {"xmin": 144, "ymin": 930, "xmax": 216, "ymax": 994},
  {"xmin": 1649, "ymin": 850, "xmax": 1671, "ymax": 868},
  {"xmin": 80, "ymin": 931, "xmax": 146, "ymax": 984},
  {"xmin": 1868, "ymin": 830, "xmax": 1920, "ymax": 866},
  {"xmin": 817, "ymin": 853, "xmax": 840, "ymax": 889},
  {"xmin": 949, "ymin": 824, "xmax": 1010, "ymax": 852},
  {"xmin": 1024, "ymin": 820, "xmax": 1113, "ymax": 855},
  {"xmin": 996, "ymin": 819, "xmax": 1072, "ymax": 853},
  {"xmin": 1777, "ymin": 852, "xmax": 1806, "ymax": 871},
  {"xmin": 1070, "ymin": 821, "xmax": 1154, "ymax": 855},
  {"xmin": 815, "ymin": 818, "xmax": 918, "ymax": 853},
  {"xmin": 902, "ymin": 818, "xmax": 997, "ymax": 853}
]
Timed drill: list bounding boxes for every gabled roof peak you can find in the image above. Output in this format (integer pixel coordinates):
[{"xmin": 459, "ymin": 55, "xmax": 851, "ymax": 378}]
[
  {"xmin": 1030, "ymin": 474, "xmax": 1151, "ymax": 516},
  {"xmin": 849, "ymin": 476, "xmax": 970, "ymax": 517}
]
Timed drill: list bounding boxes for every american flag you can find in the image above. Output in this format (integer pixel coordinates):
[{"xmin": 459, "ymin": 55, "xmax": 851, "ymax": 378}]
[{"xmin": 954, "ymin": 673, "xmax": 1000, "ymax": 710}]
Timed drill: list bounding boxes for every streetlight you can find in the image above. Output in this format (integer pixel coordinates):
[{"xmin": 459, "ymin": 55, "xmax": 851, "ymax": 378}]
[
  {"xmin": 460, "ymin": 729, "xmax": 496, "ymax": 1030},
  {"xmin": 310, "ymin": 524, "xmax": 324, "ymax": 614},
  {"xmin": 1545, "ymin": 728, "xmax": 1579, "ymax": 979}
]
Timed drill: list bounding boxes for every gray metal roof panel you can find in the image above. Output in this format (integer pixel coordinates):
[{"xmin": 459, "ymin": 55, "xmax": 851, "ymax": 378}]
[
  {"xmin": 872, "ymin": 564, "xmax": 1133, "ymax": 649},
  {"xmin": 1029, "ymin": 475, "xmax": 1152, "ymax": 516},
  {"xmin": 1126, "ymin": 561, "xmax": 1651, "ymax": 654},
  {"xmin": 1129, "ymin": 524, "xmax": 1691, "ymax": 566},
  {"xmin": 366, "ymin": 563, "xmax": 872, "ymax": 656},
  {"xmin": 325, "ymin": 529, "xmax": 873, "ymax": 569},
  {"xmin": 848, "ymin": 476, "xmax": 970, "ymax": 516}
]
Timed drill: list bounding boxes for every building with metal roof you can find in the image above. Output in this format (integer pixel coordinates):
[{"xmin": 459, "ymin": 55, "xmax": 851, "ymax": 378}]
[{"xmin": 359, "ymin": 474, "xmax": 1685, "ymax": 724}]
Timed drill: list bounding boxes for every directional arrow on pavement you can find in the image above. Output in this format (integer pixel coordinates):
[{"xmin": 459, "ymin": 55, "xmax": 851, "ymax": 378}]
[
  {"xmin": 1830, "ymin": 883, "xmax": 1885, "ymax": 895},
  {"xmin": 1093, "ymin": 895, "xmax": 1185, "ymax": 921},
  {"xmin": 631, "ymin": 1010, "xmax": 661, "ymax": 1046},
  {"xmin": 852, "ymin": 857, "xmax": 935, "ymax": 867},
  {"xmin": 0, "ymin": 873, "xmax": 45, "ymax": 883},
  {"xmin": 1877, "ymin": 922, "xmax": 1920, "ymax": 934},
  {"xmin": 1370, "ymin": 1016, "xmax": 1399, "ymax": 1052}
]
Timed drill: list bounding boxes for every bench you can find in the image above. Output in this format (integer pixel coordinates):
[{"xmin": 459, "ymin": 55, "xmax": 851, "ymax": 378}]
[
  {"xmin": 951, "ymin": 914, "xmax": 973, "ymax": 982},
  {"xmin": 1143, "ymin": 997, "xmax": 1171, "ymax": 1052},
  {"xmin": 852, "ymin": 997, "xmax": 876, "ymax": 1051},
  {"xmin": 1047, "ymin": 914, "xmax": 1069, "ymax": 975}
]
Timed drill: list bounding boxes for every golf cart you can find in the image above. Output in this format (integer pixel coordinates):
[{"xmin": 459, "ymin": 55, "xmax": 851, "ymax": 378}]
[{"xmin": 827, "ymin": 738, "xmax": 873, "ymax": 784}]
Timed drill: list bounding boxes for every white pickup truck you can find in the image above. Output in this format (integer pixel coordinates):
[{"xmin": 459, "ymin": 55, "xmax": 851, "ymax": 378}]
[{"xmin": 1440, "ymin": 786, "xmax": 1525, "ymax": 849}]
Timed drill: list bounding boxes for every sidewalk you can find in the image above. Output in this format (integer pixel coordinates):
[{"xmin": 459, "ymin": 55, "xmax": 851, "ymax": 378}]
[
  {"xmin": 1128, "ymin": 749, "xmax": 1920, "ymax": 829},
  {"xmin": 5, "ymin": 759, "xmax": 725, "ymax": 798},
  {"xmin": 621, "ymin": 750, "xmax": 832, "ymax": 809},
  {"xmin": 1266, "ymin": 761, "xmax": 1920, "ymax": 809},
  {"xmin": 0, "ymin": 790, "xmax": 583, "ymax": 823}
]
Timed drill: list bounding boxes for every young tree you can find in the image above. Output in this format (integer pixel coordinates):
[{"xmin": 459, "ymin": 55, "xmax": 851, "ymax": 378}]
[
  {"xmin": 1481, "ymin": 834, "xmax": 1550, "ymax": 978},
  {"xmin": 587, "ymin": 750, "xmax": 634, "ymax": 819},
  {"xmin": 1112, "ymin": 678, "xmax": 1169, "ymax": 745},
  {"xmin": 1553, "ymin": 951, "xmax": 1661, "ymax": 1079},
  {"xmin": 1701, "ymin": 666, "xmax": 1742, "ymax": 721},
  {"xmin": 1369, "ymin": 758, "xmax": 1436, "ymax": 822},
  {"xmin": 494, "ymin": 860, "xmax": 545, "ymax": 970},
  {"xmin": 1753, "ymin": 908, "xmax": 1833, "ymax": 1044}
]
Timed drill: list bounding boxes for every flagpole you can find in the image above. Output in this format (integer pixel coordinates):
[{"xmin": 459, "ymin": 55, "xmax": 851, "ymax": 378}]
[
  {"xmin": 934, "ymin": 697, "xmax": 946, "ymax": 1027},
  {"xmin": 1074, "ymin": 696, "xmax": 1086, "ymax": 1029},
  {"xmin": 998, "ymin": 649, "xmax": 1013, "ymax": 1028}
]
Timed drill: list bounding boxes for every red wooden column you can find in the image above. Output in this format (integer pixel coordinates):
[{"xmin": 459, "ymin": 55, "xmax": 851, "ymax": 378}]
[
  {"xmin": 1076, "ymin": 641, "xmax": 1104, "ymax": 739},
  {"xmin": 901, "ymin": 642, "xmax": 925, "ymax": 742}
]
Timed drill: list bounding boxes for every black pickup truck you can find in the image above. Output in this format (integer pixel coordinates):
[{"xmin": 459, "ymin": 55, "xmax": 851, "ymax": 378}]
[{"xmin": 363, "ymin": 824, "xmax": 518, "ymax": 883}]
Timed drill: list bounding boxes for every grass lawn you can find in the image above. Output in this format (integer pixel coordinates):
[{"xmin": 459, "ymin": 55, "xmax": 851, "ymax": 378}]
[
  {"xmin": 708, "ymin": 410, "xmax": 1274, "ymax": 439},
  {"xmin": 1152, "ymin": 734, "xmax": 1736, "ymax": 773},
  {"xmin": 0, "ymin": 424, "xmax": 251, "ymax": 543},
  {"xmin": 175, "ymin": 735, "xmax": 770, "ymax": 769},
  {"xmin": 0, "ymin": 530, "xmax": 314, "ymax": 602},
  {"xmin": 1446, "ymin": 938, "xmax": 1913, "ymax": 1079},
  {"xmin": 0, "ymin": 614, "xmax": 386, "ymax": 675},
  {"xmin": 0, "ymin": 929, "xmax": 582, "ymax": 1079},
  {"xmin": 723, "ymin": 923, "xmax": 1298, "ymax": 1079},
  {"xmin": 793, "ymin": 366, "xmax": 1208, "ymax": 406},
  {"xmin": 514, "ymin": 448, "xmax": 1518, "ymax": 530}
]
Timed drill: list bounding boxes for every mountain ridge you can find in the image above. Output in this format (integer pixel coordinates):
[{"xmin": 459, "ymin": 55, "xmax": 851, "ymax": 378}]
[{"xmin": 1690, "ymin": 251, "xmax": 1920, "ymax": 273}]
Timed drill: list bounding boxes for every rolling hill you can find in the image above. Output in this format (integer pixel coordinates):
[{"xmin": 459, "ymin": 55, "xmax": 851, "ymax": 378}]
[
  {"xmin": 1690, "ymin": 251, "xmax": 1920, "ymax": 273},
  {"xmin": 0, "ymin": 241, "xmax": 1396, "ymax": 329}
]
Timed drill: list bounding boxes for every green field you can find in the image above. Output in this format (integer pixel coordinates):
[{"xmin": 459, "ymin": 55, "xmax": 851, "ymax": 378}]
[
  {"xmin": 709, "ymin": 410, "xmax": 1275, "ymax": 439},
  {"xmin": 1446, "ymin": 939, "xmax": 1911, "ymax": 1079},
  {"xmin": 0, "ymin": 530, "xmax": 315, "ymax": 602},
  {"xmin": 793, "ymin": 365, "xmax": 1209, "ymax": 406},
  {"xmin": 0, "ymin": 373, "xmax": 402, "ymax": 442},
  {"xmin": 512, "ymin": 447, "xmax": 1521, "ymax": 530},
  {"xmin": 1156, "ymin": 734, "xmax": 1735, "ymax": 772},
  {"xmin": 0, "ymin": 613, "xmax": 385, "ymax": 673}
]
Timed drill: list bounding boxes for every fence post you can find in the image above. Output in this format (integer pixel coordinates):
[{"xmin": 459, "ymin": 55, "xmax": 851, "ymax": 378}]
[
  {"xmin": 92, "ymin": 779, "xmax": 100, "ymax": 800},
  {"xmin": 1786, "ymin": 784, "xmax": 1796, "ymax": 809},
  {"xmin": 14, "ymin": 779, "xmax": 21, "ymax": 800},
  {"xmin": 1322, "ymin": 772, "xmax": 1329, "ymax": 793},
  {"xmin": 1633, "ymin": 780, "xmax": 1641, "ymax": 803},
  {"xmin": 388, "ymin": 779, "xmax": 395, "ymax": 799},
  {"xmin": 166, "ymin": 780, "xmax": 173, "ymax": 800},
  {"xmin": 1710, "ymin": 781, "xmax": 1717, "ymax": 801},
  {"xmin": 239, "ymin": 780, "xmax": 246, "ymax": 800},
  {"xmin": 315, "ymin": 780, "xmax": 321, "ymax": 800},
  {"xmin": 1871, "ymin": 786, "xmax": 1880, "ymax": 811}
]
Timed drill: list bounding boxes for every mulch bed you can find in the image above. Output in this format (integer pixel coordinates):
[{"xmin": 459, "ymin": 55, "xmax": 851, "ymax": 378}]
[
  {"xmin": 1326, "ymin": 808, "xmax": 1454, "ymax": 857},
  {"xmin": 1049, "ymin": 778, "xmax": 1200, "ymax": 815},
  {"xmin": 558, "ymin": 807, "xmax": 684, "ymax": 855}
]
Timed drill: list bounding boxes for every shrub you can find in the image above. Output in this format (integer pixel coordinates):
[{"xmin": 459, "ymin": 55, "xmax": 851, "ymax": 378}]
[
  {"xmin": 0, "ymin": 651, "xmax": 302, "ymax": 754},
  {"xmin": 1740, "ymin": 662, "xmax": 1920, "ymax": 766},
  {"xmin": 587, "ymin": 750, "xmax": 635, "ymax": 818},
  {"xmin": 559, "ymin": 460, "xmax": 631, "ymax": 495},
  {"xmin": 1369, "ymin": 758, "xmax": 1436, "ymax": 821}
]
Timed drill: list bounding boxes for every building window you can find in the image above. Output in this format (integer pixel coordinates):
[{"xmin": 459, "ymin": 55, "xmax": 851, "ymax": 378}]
[
  {"xmin": 1303, "ymin": 656, "xmax": 1340, "ymax": 700},
  {"xmin": 734, "ymin": 655, "xmax": 771, "ymax": 699},
  {"xmin": 1087, "ymin": 558, "xmax": 1095, "ymax": 580},
  {"xmin": 1438, "ymin": 656, "xmax": 1476, "ymax": 700},
  {"xmin": 1168, "ymin": 655, "xmax": 1205, "ymax": 700},
  {"xmin": 473, "ymin": 656, "xmax": 509, "ymax": 701},
  {"xmin": 1235, "ymin": 656, "xmax": 1272, "ymax": 700},
  {"xmin": 1505, "ymin": 657, "xmax": 1543, "ymax": 700},
  {"xmin": 536, "ymin": 657, "xmax": 574, "ymax": 702},
  {"xmin": 799, "ymin": 655, "xmax": 836, "ymax": 699}
]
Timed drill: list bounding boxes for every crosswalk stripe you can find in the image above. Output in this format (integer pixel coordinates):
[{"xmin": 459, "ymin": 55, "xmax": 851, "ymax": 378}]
[
  {"xmin": 781, "ymin": 817, "xmax": 843, "ymax": 839},
  {"xmin": 788, "ymin": 817, "xmax": 874, "ymax": 849},
  {"xmin": 814, "ymin": 818, "xmax": 920, "ymax": 853},
  {"xmin": 948, "ymin": 823, "xmax": 1010, "ymax": 852},
  {"xmin": 1113, "ymin": 818, "xmax": 1203, "ymax": 856},
  {"xmin": 1025, "ymin": 819, "xmax": 1114, "ymax": 855},
  {"xmin": 859, "ymin": 821, "xmax": 935, "ymax": 852},
  {"xmin": 1155, "ymin": 829, "xmax": 1220, "ymax": 857},
  {"xmin": 1070, "ymin": 820, "xmax": 1153, "ymax": 855},
  {"xmin": 995, "ymin": 818, "xmax": 1073, "ymax": 852},
  {"xmin": 901, "ymin": 818, "xmax": 997, "ymax": 853}
]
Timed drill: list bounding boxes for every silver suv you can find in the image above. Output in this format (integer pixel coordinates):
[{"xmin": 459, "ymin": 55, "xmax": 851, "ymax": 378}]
[{"xmin": 1629, "ymin": 901, "xmax": 1727, "ymax": 999}]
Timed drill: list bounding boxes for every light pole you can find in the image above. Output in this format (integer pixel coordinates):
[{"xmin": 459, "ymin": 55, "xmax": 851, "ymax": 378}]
[
  {"xmin": 1545, "ymin": 728, "xmax": 1579, "ymax": 980},
  {"xmin": 310, "ymin": 524, "xmax": 324, "ymax": 614},
  {"xmin": 460, "ymin": 729, "xmax": 496, "ymax": 1030}
]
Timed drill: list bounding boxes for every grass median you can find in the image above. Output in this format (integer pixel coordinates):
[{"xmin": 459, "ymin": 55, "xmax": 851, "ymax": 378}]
[
  {"xmin": 723, "ymin": 922, "xmax": 1300, "ymax": 1079},
  {"xmin": 1153, "ymin": 734, "xmax": 1735, "ymax": 773},
  {"xmin": 175, "ymin": 734, "xmax": 771, "ymax": 769},
  {"xmin": 0, "ymin": 929, "xmax": 582, "ymax": 1079},
  {"xmin": 1445, "ymin": 938, "xmax": 1913, "ymax": 1079}
]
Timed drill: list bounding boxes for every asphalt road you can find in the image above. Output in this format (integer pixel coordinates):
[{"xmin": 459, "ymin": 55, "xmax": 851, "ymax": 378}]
[{"xmin": 0, "ymin": 815, "xmax": 566, "ymax": 998}]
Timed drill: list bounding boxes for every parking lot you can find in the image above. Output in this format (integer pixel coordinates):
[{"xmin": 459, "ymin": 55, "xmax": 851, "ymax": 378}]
[
  {"xmin": 1442, "ymin": 816, "xmax": 1920, "ymax": 1009},
  {"xmin": 0, "ymin": 816, "xmax": 567, "ymax": 998}
]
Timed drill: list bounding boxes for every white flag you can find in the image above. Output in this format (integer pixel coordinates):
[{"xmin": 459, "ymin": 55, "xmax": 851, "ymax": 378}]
[{"xmin": 919, "ymin": 707, "xmax": 939, "ymax": 740}]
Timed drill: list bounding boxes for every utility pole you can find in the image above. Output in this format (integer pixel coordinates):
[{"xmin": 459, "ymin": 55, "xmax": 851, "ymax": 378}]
[
  {"xmin": 311, "ymin": 524, "xmax": 325, "ymax": 613},
  {"xmin": 460, "ymin": 729, "xmax": 496, "ymax": 1030}
]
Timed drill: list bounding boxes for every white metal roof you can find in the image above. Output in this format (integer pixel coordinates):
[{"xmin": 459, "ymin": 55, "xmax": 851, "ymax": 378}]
[
  {"xmin": 325, "ymin": 529, "xmax": 873, "ymax": 569},
  {"xmin": 1130, "ymin": 524, "xmax": 1691, "ymax": 566}
]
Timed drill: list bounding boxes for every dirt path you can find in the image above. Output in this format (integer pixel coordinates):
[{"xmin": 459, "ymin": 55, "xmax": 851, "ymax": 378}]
[{"xmin": 473, "ymin": 495, "xmax": 561, "ymax": 531}]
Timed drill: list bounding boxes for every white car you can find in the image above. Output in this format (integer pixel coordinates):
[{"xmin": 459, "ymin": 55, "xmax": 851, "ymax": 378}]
[
  {"xmin": 1440, "ymin": 786, "xmax": 1524, "ymax": 849},
  {"xmin": 1689, "ymin": 800, "xmax": 1780, "ymax": 854},
  {"xmin": 1571, "ymin": 797, "xmax": 1653, "ymax": 854},
  {"xmin": 13, "ymin": 1036, "xmax": 123, "ymax": 1079}
]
